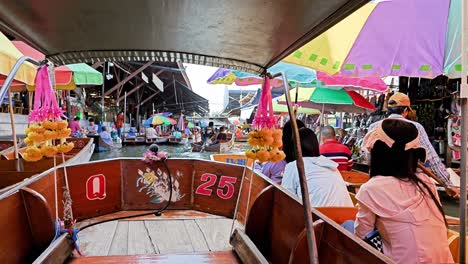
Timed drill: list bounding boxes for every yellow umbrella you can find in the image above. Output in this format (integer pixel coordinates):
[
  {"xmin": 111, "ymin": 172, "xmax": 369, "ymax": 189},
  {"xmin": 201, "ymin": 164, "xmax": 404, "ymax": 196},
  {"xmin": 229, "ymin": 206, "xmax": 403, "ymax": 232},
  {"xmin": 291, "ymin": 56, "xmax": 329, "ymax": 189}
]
[
  {"xmin": 283, "ymin": 3, "xmax": 377, "ymax": 75},
  {"xmin": 0, "ymin": 31, "xmax": 36, "ymax": 86}
]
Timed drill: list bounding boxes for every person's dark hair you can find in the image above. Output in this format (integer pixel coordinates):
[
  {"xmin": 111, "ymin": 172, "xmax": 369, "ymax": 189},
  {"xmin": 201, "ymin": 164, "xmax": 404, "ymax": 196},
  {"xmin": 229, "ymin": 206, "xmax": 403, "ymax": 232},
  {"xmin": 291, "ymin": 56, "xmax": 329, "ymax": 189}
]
[
  {"xmin": 89, "ymin": 118, "xmax": 95, "ymax": 123},
  {"xmin": 282, "ymin": 119, "xmax": 306, "ymax": 163},
  {"xmin": 220, "ymin": 126, "xmax": 225, "ymax": 132},
  {"xmin": 74, "ymin": 116, "xmax": 80, "ymax": 121},
  {"xmin": 387, "ymin": 106, "xmax": 408, "ymax": 115},
  {"xmin": 149, "ymin": 144, "xmax": 159, "ymax": 153},
  {"xmin": 369, "ymin": 119, "xmax": 447, "ymax": 226},
  {"xmin": 101, "ymin": 126, "xmax": 107, "ymax": 132},
  {"xmin": 150, "ymin": 124, "xmax": 154, "ymax": 128},
  {"xmin": 298, "ymin": 127, "xmax": 320, "ymax": 157}
]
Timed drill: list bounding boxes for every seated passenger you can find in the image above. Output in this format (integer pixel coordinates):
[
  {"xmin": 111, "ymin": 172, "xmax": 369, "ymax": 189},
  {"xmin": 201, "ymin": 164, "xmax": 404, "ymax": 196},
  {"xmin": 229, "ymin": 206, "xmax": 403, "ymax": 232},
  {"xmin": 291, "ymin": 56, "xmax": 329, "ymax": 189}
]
[
  {"xmin": 281, "ymin": 127, "xmax": 353, "ymax": 207},
  {"xmin": 100, "ymin": 126, "xmax": 113, "ymax": 145},
  {"xmin": 146, "ymin": 124, "xmax": 157, "ymax": 139},
  {"xmin": 350, "ymin": 119, "xmax": 453, "ymax": 263},
  {"xmin": 172, "ymin": 130, "xmax": 182, "ymax": 139},
  {"xmin": 86, "ymin": 118, "xmax": 98, "ymax": 136},
  {"xmin": 127, "ymin": 127, "xmax": 137, "ymax": 138},
  {"xmin": 319, "ymin": 126, "xmax": 353, "ymax": 171},
  {"xmin": 215, "ymin": 126, "xmax": 228, "ymax": 143}
]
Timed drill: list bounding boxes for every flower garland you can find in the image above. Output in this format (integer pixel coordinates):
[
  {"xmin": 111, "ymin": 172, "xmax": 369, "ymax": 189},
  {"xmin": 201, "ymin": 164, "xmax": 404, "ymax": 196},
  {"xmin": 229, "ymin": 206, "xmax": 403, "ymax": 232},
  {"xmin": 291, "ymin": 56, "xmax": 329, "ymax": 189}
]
[
  {"xmin": 23, "ymin": 65, "xmax": 73, "ymax": 162},
  {"xmin": 245, "ymin": 76, "xmax": 285, "ymax": 163},
  {"xmin": 142, "ymin": 144, "xmax": 168, "ymax": 163}
]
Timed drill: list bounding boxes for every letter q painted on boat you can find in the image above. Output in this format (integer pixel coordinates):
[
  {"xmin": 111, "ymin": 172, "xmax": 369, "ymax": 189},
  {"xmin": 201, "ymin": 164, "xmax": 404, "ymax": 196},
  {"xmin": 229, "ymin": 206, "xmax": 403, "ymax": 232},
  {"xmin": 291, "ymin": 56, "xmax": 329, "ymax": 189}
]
[{"xmin": 86, "ymin": 174, "xmax": 107, "ymax": 200}]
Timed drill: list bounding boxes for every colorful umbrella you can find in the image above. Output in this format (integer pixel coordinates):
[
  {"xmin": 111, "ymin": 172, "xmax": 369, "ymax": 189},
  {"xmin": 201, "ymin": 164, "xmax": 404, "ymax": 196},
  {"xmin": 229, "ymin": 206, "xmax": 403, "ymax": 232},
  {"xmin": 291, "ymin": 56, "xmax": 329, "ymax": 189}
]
[
  {"xmin": 155, "ymin": 112, "xmax": 173, "ymax": 117},
  {"xmin": 187, "ymin": 122, "xmax": 195, "ymax": 128},
  {"xmin": 277, "ymin": 87, "xmax": 376, "ymax": 113},
  {"xmin": 0, "ymin": 32, "xmax": 36, "ymax": 87},
  {"xmin": 207, "ymin": 61, "xmax": 387, "ymax": 92},
  {"xmin": 143, "ymin": 115, "xmax": 170, "ymax": 126},
  {"xmin": 283, "ymin": 0, "xmax": 462, "ymax": 78},
  {"xmin": 166, "ymin": 117, "xmax": 177, "ymax": 125},
  {"xmin": 13, "ymin": 41, "xmax": 103, "ymax": 90},
  {"xmin": 272, "ymin": 98, "xmax": 321, "ymax": 115}
]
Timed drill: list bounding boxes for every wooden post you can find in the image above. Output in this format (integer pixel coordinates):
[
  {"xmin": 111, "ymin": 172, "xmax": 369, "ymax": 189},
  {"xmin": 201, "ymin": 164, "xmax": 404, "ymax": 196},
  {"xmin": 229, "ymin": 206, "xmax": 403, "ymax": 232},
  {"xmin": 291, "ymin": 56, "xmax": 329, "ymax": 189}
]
[
  {"xmin": 8, "ymin": 91, "xmax": 18, "ymax": 159},
  {"xmin": 272, "ymin": 72, "xmax": 318, "ymax": 263}
]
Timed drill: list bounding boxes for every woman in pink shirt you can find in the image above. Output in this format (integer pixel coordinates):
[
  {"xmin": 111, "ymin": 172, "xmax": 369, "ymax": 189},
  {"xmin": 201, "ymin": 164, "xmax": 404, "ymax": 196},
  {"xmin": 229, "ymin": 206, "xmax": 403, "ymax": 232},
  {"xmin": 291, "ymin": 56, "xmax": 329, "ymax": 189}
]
[{"xmin": 354, "ymin": 119, "xmax": 453, "ymax": 263}]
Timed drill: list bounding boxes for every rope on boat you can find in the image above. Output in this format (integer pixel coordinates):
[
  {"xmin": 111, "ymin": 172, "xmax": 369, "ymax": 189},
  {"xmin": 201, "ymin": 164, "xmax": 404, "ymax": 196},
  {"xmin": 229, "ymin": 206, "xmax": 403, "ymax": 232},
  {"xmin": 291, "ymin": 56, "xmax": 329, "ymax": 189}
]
[
  {"xmin": 62, "ymin": 153, "xmax": 74, "ymax": 222},
  {"xmin": 79, "ymin": 158, "xmax": 173, "ymax": 231},
  {"xmin": 244, "ymin": 163, "xmax": 256, "ymax": 224},
  {"xmin": 230, "ymin": 165, "xmax": 247, "ymax": 235},
  {"xmin": 54, "ymin": 156, "xmax": 58, "ymax": 220}
]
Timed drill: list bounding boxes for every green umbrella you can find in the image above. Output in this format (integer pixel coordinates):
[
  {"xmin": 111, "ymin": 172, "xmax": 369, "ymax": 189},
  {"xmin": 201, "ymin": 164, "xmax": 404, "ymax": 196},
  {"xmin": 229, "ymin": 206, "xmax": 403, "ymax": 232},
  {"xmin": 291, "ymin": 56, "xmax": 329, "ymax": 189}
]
[{"xmin": 66, "ymin": 63, "xmax": 103, "ymax": 85}]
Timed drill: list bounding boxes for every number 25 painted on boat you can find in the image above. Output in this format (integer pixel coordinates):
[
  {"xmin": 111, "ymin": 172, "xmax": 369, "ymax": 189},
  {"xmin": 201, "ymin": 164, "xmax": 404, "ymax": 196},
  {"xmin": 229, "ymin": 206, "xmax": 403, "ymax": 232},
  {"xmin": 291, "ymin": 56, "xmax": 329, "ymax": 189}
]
[{"xmin": 195, "ymin": 173, "xmax": 237, "ymax": 200}]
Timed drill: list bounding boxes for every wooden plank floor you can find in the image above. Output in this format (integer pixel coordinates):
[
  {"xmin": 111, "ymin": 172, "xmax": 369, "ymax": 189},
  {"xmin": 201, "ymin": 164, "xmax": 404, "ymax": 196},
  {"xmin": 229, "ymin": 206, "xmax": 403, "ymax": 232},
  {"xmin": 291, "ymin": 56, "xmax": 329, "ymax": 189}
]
[{"xmin": 77, "ymin": 211, "xmax": 241, "ymax": 256}]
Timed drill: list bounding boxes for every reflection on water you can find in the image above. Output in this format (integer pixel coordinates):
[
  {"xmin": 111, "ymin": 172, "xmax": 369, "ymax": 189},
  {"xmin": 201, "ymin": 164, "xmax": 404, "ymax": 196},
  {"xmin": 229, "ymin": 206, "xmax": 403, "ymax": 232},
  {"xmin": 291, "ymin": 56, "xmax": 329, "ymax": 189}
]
[
  {"xmin": 91, "ymin": 142, "xmax": 460, "ymax": 217},
  {"xmin": 91, "ymin": 142, "xmax": 250, "ymax": 161}
]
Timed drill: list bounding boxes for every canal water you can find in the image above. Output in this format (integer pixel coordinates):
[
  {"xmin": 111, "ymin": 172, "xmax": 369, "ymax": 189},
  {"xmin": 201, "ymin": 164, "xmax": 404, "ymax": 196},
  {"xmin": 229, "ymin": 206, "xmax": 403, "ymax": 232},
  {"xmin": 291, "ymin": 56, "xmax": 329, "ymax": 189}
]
[
  {"xmin": 91, "ymin": 142, "xmax": 250, "ymax": 161},
  {"xmin": 91, "ymin": 143, "xmax": 460, "ymax": 217}
]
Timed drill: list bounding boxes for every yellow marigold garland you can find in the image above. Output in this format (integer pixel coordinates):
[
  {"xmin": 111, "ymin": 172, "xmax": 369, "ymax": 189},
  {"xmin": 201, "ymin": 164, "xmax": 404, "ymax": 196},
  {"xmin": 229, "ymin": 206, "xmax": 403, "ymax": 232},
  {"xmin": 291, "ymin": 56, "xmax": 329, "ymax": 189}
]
[
  {"xmin": 23, "ymin": 120, "xmax": 74, "ymax": 162},
  {"xmin": 246, "ymin": 127, "xmax": 285, "ymax": 163}
]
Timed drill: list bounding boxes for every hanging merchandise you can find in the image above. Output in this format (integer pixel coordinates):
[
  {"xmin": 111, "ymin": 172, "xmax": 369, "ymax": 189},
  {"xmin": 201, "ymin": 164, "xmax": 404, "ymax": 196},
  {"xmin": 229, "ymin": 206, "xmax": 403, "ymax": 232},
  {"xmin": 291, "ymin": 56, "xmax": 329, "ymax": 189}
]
[
  {"xmin": 246, "ymin": 76, "xmax": 285, "ymax": 163},
  {"xmin": 23, "ymin": 65, "xmax": 74, "ymax": 162}
]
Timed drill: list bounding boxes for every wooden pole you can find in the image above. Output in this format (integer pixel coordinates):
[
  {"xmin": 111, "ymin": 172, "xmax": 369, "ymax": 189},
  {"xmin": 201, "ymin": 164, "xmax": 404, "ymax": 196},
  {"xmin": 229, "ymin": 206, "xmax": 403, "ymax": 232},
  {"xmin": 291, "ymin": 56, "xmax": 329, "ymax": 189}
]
[
  {"xmin": 8, "ymin": 91, "xmax": 18, "ymax": 159},
  {"xmin": 271, "ymin": 72, "xmax": 318, "ymax": 263}
]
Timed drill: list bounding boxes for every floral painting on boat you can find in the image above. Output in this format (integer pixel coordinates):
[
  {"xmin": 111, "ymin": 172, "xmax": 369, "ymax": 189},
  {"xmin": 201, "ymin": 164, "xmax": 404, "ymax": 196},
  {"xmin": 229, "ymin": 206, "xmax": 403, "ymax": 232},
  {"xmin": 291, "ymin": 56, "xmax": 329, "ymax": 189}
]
[{"xmin": 136, "ymin": 167, "xmax": 185, "ymax": 204}]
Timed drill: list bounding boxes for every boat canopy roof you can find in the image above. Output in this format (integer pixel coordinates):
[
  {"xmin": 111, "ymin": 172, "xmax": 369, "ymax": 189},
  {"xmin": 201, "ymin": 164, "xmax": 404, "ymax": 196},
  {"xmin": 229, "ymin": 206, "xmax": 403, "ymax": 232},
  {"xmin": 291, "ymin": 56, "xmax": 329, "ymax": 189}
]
[{"xmin": 0, "ymin": 0, "xmax": 367, "ymax": 74}]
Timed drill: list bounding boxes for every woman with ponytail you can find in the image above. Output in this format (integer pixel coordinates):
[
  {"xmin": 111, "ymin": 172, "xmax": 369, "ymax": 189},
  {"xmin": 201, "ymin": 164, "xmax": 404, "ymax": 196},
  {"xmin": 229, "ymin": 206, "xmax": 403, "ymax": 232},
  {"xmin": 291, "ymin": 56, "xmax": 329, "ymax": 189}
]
[{"xmin": 354, "ymin": 119, "xmax": 453, "ymax": 263}]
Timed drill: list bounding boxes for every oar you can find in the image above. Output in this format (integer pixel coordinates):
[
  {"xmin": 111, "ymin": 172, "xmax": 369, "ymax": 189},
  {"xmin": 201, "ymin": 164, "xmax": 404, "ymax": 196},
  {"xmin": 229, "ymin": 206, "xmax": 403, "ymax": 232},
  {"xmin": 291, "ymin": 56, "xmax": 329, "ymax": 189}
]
[{"xmin": 417, "ymin": 162, "xmax": 459, "ymax": 198}]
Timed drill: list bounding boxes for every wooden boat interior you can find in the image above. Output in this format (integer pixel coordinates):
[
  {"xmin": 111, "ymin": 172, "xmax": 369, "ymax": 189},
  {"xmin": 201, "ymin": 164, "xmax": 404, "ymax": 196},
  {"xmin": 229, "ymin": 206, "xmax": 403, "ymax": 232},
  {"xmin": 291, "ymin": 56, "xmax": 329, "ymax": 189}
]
[
  {"xmin": 0, "ymin": 158, "xmax": 392, "ymax": 263},
  {"xmin": 0, "ymin": 140, "xmax": 14, "ymax": 151},
  {"xmin": 0, "ymin": 138, "xmax": 93, "ymax": 191}
]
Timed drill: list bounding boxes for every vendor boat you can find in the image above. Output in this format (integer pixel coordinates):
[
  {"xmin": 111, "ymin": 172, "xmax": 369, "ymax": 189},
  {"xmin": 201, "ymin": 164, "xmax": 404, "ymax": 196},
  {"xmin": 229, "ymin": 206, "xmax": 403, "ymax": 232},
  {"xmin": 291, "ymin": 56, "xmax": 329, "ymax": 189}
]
[
  {"xmin": 205, "ymin": 137, "xmax": 235, "ymax": 153},
  {"xmin": 0, "ymin": 0, "xmax": 458, "ymax": 261},
  {"xmin": 168, "ymin": 136, "xmax": 188, "ymax": 145},
  {"xmin": 146, "ymin": 136, "xmax": 169, "ymax": 144},
  {"xmin": 234, "ymin": 136, "xmax": 249, "ymax": 142},
  {"xmin": 0, "ymin": 157, "xmax": 392, "ymax": 263},
  {"xmin": 0, "ymin": 137, "xmax": 94, "ymax": 192}
]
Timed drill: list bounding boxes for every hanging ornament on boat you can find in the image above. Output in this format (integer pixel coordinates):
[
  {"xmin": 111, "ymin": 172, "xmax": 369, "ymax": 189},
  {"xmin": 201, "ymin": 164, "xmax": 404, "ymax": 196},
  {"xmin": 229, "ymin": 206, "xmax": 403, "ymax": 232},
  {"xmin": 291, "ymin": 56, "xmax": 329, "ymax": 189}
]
[
  {"xmin": 246, "ymin": 76, "xmax": 285, "ymax": 163},
  {"xmin": 23, "ymin": 65, "xmax": 73, "ymax": 162}
]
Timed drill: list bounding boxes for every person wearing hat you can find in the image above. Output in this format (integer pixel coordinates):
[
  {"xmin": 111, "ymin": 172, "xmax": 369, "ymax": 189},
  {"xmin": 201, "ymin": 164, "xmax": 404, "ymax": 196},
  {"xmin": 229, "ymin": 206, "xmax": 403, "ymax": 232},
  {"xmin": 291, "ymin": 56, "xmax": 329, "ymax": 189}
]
[
  {"xmin": 368, "ymin": 92, "xmax": 460, "ymax": 198},
  {"xmin": 349, "ymin": 119, "xmax": 453, "ymax": 263}
]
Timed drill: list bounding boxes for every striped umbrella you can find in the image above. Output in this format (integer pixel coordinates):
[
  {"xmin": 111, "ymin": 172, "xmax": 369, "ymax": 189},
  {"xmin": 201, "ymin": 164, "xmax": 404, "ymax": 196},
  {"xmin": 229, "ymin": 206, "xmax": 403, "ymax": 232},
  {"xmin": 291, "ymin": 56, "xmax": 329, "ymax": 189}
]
[
  {"xmin": 277, "ymin": 87, "xmax": 376, "ymax": 114},
  {"xmin": 284, "ymin": 0, "xmax": 463, "ymax": 78},
  {"xmin": 178, "ymin": 114, "xmax": 185, "ymax": 130}
]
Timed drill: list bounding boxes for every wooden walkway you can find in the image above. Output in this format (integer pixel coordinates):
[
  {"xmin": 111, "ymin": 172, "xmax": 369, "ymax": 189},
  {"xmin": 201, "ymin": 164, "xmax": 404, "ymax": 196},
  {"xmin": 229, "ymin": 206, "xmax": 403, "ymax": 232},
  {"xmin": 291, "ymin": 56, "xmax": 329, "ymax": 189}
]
[{"xmin": 77, "ymin": 210, "xmax": 241, "ymax": 256}]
